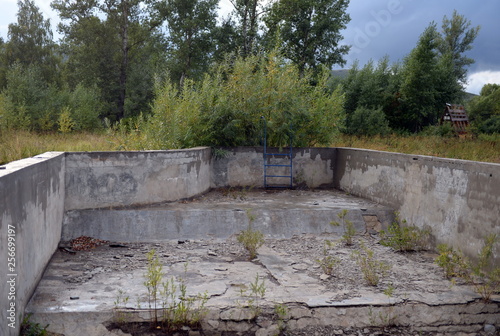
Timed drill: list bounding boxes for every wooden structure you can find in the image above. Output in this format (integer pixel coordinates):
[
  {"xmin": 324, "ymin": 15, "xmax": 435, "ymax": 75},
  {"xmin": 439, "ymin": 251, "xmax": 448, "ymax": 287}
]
[{"xmin": 440, "ymin": 104, "xmax": 469, "ymax": 134}]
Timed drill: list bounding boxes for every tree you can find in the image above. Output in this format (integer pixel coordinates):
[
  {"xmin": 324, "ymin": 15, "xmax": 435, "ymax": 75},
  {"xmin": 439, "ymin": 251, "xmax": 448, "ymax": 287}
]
[
  {"xmin": 397, "ymin": 24, "xmax": 441, "ymax": 132},
  {"xmin": 158, "ymin": 0, "xmax": 218, "ymax": 85},
  {"xmin": 263, "ymin": 0, "xmax": 350, "ymax": 74},
  {"xmin": 211, "ymin": 16, "xmax": 240, "ymax": 62},
  {"xmin": 229, "ymin": 0, "xmax": 262, "ymax": 57},
  {"xmin": 467, "ymin": 84, "xmax": 500, "ymax": 134},
  {"xmin": 340, "ymin": 57, "xmax": 401, "ymax": 134},
  {"xmin": 0, "ymin": 38, "xmax": 7, "ymax": 90},
  {"xmin": 52, "ymin": 0, "xmax": 162, "ymax": 121},
  {"xmin": 5, "ymin": 0, "xmax": 58, "ymax": 84},
  {"xmin": 437, "ymin": 10, "xmax": 480, "ymax": 85}
]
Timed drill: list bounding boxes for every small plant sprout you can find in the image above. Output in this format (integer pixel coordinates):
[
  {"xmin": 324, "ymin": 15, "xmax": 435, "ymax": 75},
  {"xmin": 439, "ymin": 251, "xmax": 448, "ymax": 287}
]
[
  {"xmin": 379, "ymin": 213, "xmax": 431, "ymax": 252},
  {"xmin": 353, "ymin": 243, "xmax": 390, "ymax": 286},
  {"xmin": 237, "ymin": 209, "xmax": 265, "ymax": 260},
  {"xmin": 144, "ymin": 249, "xmax": 163, "ymax": 326},
  {"xmin": 330, "ymin": 209, "xmax": 356, "ymax": 246},
  {"xmin": 435, "ymin": 234, "xmax": 500, "ymax": 302},
  {"xmin": 316, "ymin": 240, "xmax": 339, "ymax": 276},
  {"xmin": 20, "ymin": 313, "xmax": 49, "ymax": 336},
  {"xmin": 274, "ymin": 303, "xmax": 289, "ymax": 332},
  {"xmin": 238, "ymin": 273, "xmax": 267, "ymax": 318},
  {"xmin": 435, "ymin": 243, "xmax": 469, "ymax": 279},
  {"xmin": 113, "ymin": 289, "xmax": 131, "ymax": 323}
]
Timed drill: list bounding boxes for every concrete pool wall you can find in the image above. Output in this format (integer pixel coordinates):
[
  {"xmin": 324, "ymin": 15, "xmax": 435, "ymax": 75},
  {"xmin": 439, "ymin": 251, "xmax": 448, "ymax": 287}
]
[{"xmin": 1, "ymin": 146, "xmax": 499, "ymax": 335}]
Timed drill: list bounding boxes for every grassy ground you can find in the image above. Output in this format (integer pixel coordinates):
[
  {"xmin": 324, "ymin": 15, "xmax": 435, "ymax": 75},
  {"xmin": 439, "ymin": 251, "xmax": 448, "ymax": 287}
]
[
  {"xmin": 331, "ymin": 134, "xmax": 500, "ymax": 163},
  {"xmin": 1, "ymin": 130, "xmax": 499, "ymax": 165},
  {"xmin": 0, "ymin": 130, "xmax": 115, "ymax": 165}
]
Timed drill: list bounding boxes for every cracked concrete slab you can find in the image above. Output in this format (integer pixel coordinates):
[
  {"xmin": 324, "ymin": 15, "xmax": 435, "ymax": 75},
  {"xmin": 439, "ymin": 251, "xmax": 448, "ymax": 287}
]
[{"xmin": 26, "ymin": 190, "xmax": 500, "ymax": 335}]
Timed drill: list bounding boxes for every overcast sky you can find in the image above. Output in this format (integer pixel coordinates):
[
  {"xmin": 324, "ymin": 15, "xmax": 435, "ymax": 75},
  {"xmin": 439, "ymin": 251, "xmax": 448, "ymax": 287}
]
[{"xmin": 0, "ymin": 0, "xmax": 499, "ymax": 94}]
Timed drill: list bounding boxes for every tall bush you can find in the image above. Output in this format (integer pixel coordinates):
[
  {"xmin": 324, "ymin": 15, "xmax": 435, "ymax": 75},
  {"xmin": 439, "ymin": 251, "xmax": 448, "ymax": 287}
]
[
  {"xmin": 0, "ymin": 63, "xmax": 103, "ymax": 132},
  {"xmin": 143, "ymin": 51, "xmax": 344, "ymax": 149}
]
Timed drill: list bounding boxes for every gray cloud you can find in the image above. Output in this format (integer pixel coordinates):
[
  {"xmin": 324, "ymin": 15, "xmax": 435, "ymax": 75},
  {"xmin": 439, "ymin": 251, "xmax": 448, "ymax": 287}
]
[{"xmin": 339, "ymin": 0, "xmax": 500, "ymax": 74}]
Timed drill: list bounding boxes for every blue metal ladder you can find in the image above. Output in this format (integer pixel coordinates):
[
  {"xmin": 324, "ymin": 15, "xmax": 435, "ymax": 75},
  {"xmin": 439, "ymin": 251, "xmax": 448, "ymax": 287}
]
[{"xmin": 261, "ymin": 116, "xmax": 293, "ymax": 189}]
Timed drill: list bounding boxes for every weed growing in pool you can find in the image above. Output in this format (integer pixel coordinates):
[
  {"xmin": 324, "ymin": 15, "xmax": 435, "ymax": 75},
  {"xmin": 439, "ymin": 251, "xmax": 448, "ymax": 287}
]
[
  {"xmin": 353, "ymin": 243, "xmax": 390, "ymax": 286},
  {"xmin": 20, "ymin": 314, "xmax": 49, "ymax": 336},
  {"xmin": 274, "ymin": 302, "xmax": 289, "ymax": 333},
  {"xmin": 113, "ymin": 289, "xmax": 131, "ymax": 324},
  {"xmin": 435, "ymin": 234, "xmax": 500, "ymax": 302},
  {"xmin": 237, "ymin": 273, "xmax": 267, "ymax": 319},
  {"xmin": 160, "ymin": 264, "xmax": 209, "ymax": 329},
  {"xmin": 237, "ymin": 209, "xmax": 265, "ymax": 260},
  {"xmin": 143, "ymin": 250, "xmax": 209, "ymax": 331},
  {"xmin": 330, "ymin": 209, "xmax": 356, "ymax": 246},
  {"xmin": 380, "ymin": 213, "xmax": 431, "ymax": 252},
  {"xmin": 316, "ymin": 240, "xmax": 340, "ymax": 275},
  {"xmin": 144, "ymin": 249, "xmax": 163, "ymax": 326}
]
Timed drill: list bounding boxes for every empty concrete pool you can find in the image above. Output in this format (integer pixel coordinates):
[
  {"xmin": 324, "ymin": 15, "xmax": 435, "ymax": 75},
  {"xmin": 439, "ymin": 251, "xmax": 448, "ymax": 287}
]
[{"xmin": 1, "ymin": 147, "xmax": 499, "ymax": 335}]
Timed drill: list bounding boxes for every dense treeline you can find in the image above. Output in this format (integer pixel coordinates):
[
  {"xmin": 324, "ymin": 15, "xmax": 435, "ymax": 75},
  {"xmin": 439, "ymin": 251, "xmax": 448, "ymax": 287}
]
[{"xmin": 0, "ymin": 0, "xmax": 498, "ymax": 149}]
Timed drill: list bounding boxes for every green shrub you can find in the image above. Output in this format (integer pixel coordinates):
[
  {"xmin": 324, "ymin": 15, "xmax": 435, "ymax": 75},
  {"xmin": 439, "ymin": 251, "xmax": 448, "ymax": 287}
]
[
  {"xmin": 330, "ymin": 209, "xmax": 356, "ymax": 246},
  {"xmin": 353, "ymin": 243, "xmax": 390, "ymax": 286},
  {"xmin": 237, "ymin": 209, "xmax": 265, "ymax": 260},
  {"xmin": 58, "ymin": 106, "xmax": 75, "ymax": 133},
  {"xmin": 141, "ymin": 50, "xmax": 344, "ymax": 149},
  {"xmin": 435, "ymin": 234, "xmax": 500, "ymax": 302},
  {"xmin": 346, "ymin": 106, "xmax": 391, "ymax": 136},
  {"xmin": 380, "ymin": 214, "xmax": 430, "ymax": 252},
  {"xmin": 316, "ymin": 240, "xmax": 339, "ymax": 275},
  {"xmin": 435, "ymin": 243, "xmax": 469, "ymax": 279}
]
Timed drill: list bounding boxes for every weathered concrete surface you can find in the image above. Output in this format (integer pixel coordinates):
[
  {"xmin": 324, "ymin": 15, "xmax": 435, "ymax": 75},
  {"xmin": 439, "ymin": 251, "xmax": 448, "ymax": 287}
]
[
  {"xmin": 64, "ymin": 148, "xmax": 212, "ymax": 211},
  {"xmin": 26, "ymin": 237, "xmax": 500, "ymax": 336},
  {"xmin": 0, "ymin": 152, "xmax": 65, "ymax": 336},
  {"xmin": 334, "ymin": 148, "xmax": 500, "ymax": 265},
  {"xmin": 61, "ymin": 189, "xmax": 393, "ymax": 242},
  {"xmin": 212, "ymin": 147, "xmax": 335, "ymax": 189}
]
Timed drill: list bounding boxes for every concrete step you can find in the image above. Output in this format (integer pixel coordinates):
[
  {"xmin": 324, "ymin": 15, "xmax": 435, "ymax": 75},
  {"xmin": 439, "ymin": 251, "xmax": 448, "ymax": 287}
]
[{"xmin": 61, "ymin": 189, "xmax": 394, "ymax": 242}]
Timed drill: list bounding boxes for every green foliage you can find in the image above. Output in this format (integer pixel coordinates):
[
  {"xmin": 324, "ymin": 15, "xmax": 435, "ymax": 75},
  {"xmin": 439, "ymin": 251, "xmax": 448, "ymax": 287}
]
[
  {"xmin": 144, "ymin": 249, "xmax": 163, "ymax": 326},
  {"xmin": 435, "ymin": 243, "xmax": 469, "ymax": 279},
  {"xmin": 66, "ymin": 84, "xmax": 103, "ymax": 131},
  {"xmin": 52, "ymin": 0, "xmax": 163, "ymax": 121},
  {"xmin": 5, "ymin": 0, "xmax": 58, "ymax": 84},
  {"xmin": 264, "ymin": 0, "xmax": 351, "ymax": 74},
  {"xmin": 0, "ymin": 63, "xmax": 102, "ymax": 132},
  {"xmin": 347, "ymin": 106, "xmax": 391, "ymax": 136},
  {"xmin": 159, "ymin": 0, "xmax": 218, "ymax": 85},
  {"xmin": 380, "ymin": 214, "xmax": 431, "ymax": 252},
  {"xmin": 113, "ymin": 289, "xmax": 131, "ymax": 324},
  {"xmin": 238, "ymin": 273, "xmax": 267, "ymax": 318},
  {"xmin": 237, "ymin": 210, "xmax": 265, "ymax": 260},
  {"xmin": 58, "ymin": 106, "xmax": 75, "ymax": 133},
  {"xmin": 420, "ymin": 123, "xmax": 456, "ymax": 137},
  {"xmin": 274, "ymin": 302, "xmax": 289, "ymax": 332},
  {"xmin": 353, "ymin": 243, "xmax": 390, "ymax": 286},
  {"xmin": 467, "ymin": 84, "xmax": 500, "ymax": 134},
  {"xmin": 398, "ymin": 24, "xmax": 441, "ymax": 132},
  {"xmin": 340, "ymin": 57, "xmax": 402, "ymax": 135},
  {"xmin": 435, "ymin": 235, "xmax": 500, "ymax": 302},
  {"xmin": 142, "ymin": 251, "xmax": 209, "ymax": 330},
  {"xmin": 160, "ymin": 272, "xmax": 209, "ymax": 329},
  {"xmin": 437, "ymin": 10, "xmax": 480, "ymax": 85},
  {"xmin": 339, "ymin": 12, "xmax": 478, "ymax": 135},
  {"xmin": 2, "ymin": 63, "xmax": 48, "ymax": 131},
  {"xmin": 20, "ymin": 314, "xmax": 49, "ymax": 336},
  {"xmin": 142, "ymin": 51, "xmax": 344, "ymax": 149},
  {"xmin": 330, "ymin": 209, "xmax": 356, "ymax": 246},
  {"xmin": 316, "ymin": 241, "xmax": 339, "ymax": 275}
]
